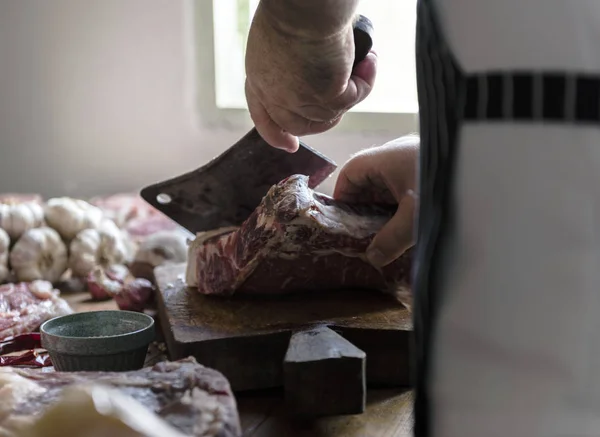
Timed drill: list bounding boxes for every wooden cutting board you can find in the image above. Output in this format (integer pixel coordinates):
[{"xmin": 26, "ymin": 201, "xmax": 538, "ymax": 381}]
[{"xmin": 155, "ymin": 263, "xmax": 413, "ymax": 416}]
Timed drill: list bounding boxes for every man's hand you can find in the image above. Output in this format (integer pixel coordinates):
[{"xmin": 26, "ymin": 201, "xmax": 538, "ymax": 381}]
[
  {"xmin": 334, "ymin": 135, "xmax": 419, "ymax": 268},
  {"xmin": 245, "ymin": 0, "xmax": 377, "ymax": 152}
]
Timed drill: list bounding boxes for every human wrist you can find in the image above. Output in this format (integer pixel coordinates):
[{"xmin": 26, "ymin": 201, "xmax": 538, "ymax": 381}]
[{"xmin": 258, "ymin": 0, "xmax": 359, "ymax": 40}]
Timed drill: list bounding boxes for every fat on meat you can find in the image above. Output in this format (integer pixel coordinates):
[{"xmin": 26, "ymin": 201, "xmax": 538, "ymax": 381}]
[
  {"xmin": 187, "ymin": 174, "xmax": 413, "ymax": 296},
  {"xmin": 0, "ymin": 357, "xmax": 241, "ymax": 437},
  {"xmin": 0, "ymin": 281, "xmax": 73, "ymax": 341}
]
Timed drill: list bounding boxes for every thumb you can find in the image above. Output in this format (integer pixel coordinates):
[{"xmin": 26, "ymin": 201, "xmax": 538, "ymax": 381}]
[
  {"xmin": 332, "ymin": 51, "xmax": 378, "ymax": 110},
  {"xmin": 353, "ymin": 50, "xmax": 377, "ymax": 88},
  {"xmin": 366, "ymin": 195, "xmax": 416, "ymax": 268}
]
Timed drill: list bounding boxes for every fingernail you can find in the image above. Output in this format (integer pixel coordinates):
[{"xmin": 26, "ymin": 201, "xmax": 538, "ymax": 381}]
[
  {"xmin": 406, "ymin": 189, "xmax": 419, "ymax": 200},
  {"xmin": 272, "ymin": 144, "xmax": 297, "ymax": 153},
  {"xmin": 366, "ymin": 247, "xmax": 387, "ymax": 268}
]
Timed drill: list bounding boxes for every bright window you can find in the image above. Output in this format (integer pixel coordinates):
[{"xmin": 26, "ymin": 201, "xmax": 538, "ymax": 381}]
[{"xmin": 211, "ymin": 0, "xmax": 418, "ymax": 114}]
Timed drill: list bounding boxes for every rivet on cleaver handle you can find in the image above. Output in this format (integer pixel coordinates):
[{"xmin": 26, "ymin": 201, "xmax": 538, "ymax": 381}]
[{"xmin": 140, "ymin": 15, "xmax": 374, "ymax": 235}]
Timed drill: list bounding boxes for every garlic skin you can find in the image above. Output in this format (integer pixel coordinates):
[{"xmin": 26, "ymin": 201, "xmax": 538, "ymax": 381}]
[
  {"xmin": 69, "ymin": 219, "xmax": 131, "ymax": 278},
  {"xmin": 86, "ymin": 265, "xmax": 124, "ymax": 301},
  {"xmin": 133, "ymin": 230, "xmax": 188, "ymax": 267},
  {"xmin": 0, "ymin": 201, "xmax": 45, "ymax": 240},
  {"xmin": 0, "ymin": 228, "xmax": 9, "ymax": 283},
  {"xmin": 10, "ymin": 227, "xmax": 68, "ymax": 283},
  {"xmin": 130, "ymin": 230, "xmax": 188, "ymax": 280},
  {"xmin": 44, "ymin": 197, "xmax": 104, "ymax": 241}
]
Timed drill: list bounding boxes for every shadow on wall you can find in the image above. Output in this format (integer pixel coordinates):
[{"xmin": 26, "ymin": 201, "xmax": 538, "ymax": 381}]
[{"xmin": 0, "ymin": 0, "xmax": 399, "ymax": 198}]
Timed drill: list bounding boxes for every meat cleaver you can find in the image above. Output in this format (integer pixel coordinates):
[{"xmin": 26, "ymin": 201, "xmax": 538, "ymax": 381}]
[{"xmin": 140, "ymin": 15, "xmax": 374, "ymax": 234}]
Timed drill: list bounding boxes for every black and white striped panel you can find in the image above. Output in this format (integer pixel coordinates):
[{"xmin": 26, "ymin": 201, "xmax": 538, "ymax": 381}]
[{"xmin": 464, "ymin": 72, "xmax": 600, "ymax": 123}]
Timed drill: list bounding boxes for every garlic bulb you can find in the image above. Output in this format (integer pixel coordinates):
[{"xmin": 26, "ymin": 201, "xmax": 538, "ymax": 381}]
[
  {"xmin": 10, "ymin": 227, "xmax": 68, "ymax": 283},
  {"xmin": 130, "ymin": 230, "xmax": 188, "ymax": 280},
  {"xmin": 44, "ymin": 197, "xmax": 104, "ymax": 241},
  {"xmin": 133, "ymin": 230, "xmax": 188, "ymax": 267},
  {"xmin": 0, "ymin": 228, "xmax": 9, "ymax": 283},
  {"xmin": 0, "ymin": 200, "xmax": 44, "ymax": 240},
  {"xmin": 69, "ymin": 219, "xmax": 131, "ymax": 278}
]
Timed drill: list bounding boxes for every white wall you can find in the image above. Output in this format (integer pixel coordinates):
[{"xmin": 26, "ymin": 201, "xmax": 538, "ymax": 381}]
[{"xmin": 0, "ymin": 0, "xmax": 399, "ymax": 198}]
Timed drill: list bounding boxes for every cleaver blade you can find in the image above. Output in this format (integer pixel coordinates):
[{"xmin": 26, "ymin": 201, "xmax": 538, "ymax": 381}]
[{"xmin": 140, "ymin": 128, "xmax": 337, "ymax": 234}]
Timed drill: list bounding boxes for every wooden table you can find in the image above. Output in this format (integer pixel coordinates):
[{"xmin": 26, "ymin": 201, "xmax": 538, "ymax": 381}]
[
  {"xmin": 236, "ymin": 389, "xmax": 413, "ymax": 437},
  {"xmin": 65, "ymin": 292, "xmax": 414, "ymax": 437}
]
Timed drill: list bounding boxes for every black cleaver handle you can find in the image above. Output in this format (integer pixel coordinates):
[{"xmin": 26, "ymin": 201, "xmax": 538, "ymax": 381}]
[{"xmin": 353, "ymin": 15, "xmax": 374, "ymax": 69}]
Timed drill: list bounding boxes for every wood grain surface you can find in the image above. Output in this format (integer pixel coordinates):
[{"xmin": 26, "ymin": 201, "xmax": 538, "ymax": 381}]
[
  {"xmin": 284, "ymin": 326, "xmax": 367, "ymax": 416},
  {"xmin": 64, "ymin": 280, "xmax": 414, "ymax": 437},
  {"xmin": 155, "ymin": 262, "xmax": 413, "ymax": 392},
  {"xmin": 237, "ymin": 388, "xmax": 413, "ymax": 437}
]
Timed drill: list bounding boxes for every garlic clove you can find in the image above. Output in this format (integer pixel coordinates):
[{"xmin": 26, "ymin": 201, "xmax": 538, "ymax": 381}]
[
  {"xmin": 0, "ymin": 228, "xmax": 9, "ymax": 283},
  {"xmin": 69, "ymin": 223, "xmax": 132, "ymax": 278},
  {"xmin": 9, "ymin": 227, "xmax": 68, "ymax": 283},
  {"xmin": 86, "ymin": 266, "xmax": 124, "ymax": 301},
  {"xmin": 106, "ymin": 264, "xmax": 129, "ymax": 282},
  {"xmin": 0, "ymin": 201, "xmax": 45, "ymax": 241},
  {"xmin": 28, "ymin": 280, "xmax": 57, "ymax": 299},
  {"xmin": 130, "ymin": 231, "xmax": 188, "ymax": 280},
  {"xmin": 44, "ymin": 197, "xmax": 104, "ymax": 242}
]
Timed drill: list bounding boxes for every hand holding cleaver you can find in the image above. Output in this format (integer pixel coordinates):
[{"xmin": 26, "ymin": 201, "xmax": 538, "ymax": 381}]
[{"xmin": 140, "ymin": 15, "xmax": 374, "ymax": 235}]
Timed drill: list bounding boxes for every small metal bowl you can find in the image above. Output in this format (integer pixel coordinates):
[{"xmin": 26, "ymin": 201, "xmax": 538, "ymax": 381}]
[{"xmin": 40, "ymin": 310, "xmax": 155, "ymax": 372}]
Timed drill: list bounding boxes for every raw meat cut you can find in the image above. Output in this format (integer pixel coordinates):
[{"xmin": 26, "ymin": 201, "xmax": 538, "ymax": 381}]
[
  {"xmin": 90, "ymin": 193, "xmax": 180, "ymax": 238},
  {"xmin": 0, "ymin": 281, "xmax": 73, "ymax": 341},
  {"xmin": 0, "ymin": 194, "xmax": 43, "ymax": 204},
  {"xmin": 0, "ymin": 357, "xmax": 241, "ymax": 437},
  {"xmin": 126, "ymin": 214, "xmax": 180, "ymax": 238},
  {"xmin": 0, "ymin": 333, "xmax": 52, "ymax": 368},
  {"xmin": 89, "ymin": 193, "xmax": 156, "ymax": 228},
  {"xmin": 186, "ymin": 174, "xmax": 413, "ymax": 296}
]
